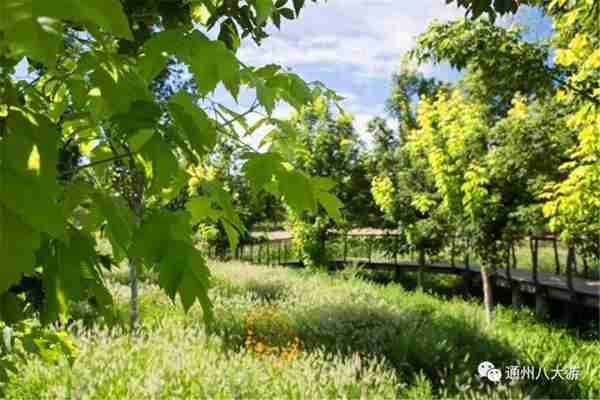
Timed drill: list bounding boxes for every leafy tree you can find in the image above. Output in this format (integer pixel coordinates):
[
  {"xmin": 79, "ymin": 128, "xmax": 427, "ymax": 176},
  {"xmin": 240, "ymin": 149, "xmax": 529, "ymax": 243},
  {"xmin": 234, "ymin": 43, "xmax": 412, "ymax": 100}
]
[
  {"xmin": 409, "ymin": 18, "xmax": 556, "ymax": 118},
  {"xmin": 371, "ymin": 65, "xmax": 451, "ymax": 282},
  {"xmin": 282, "ymin": 97, "xmax": 378, "ymax": 267},
  {"xmin": 191, "ymin": 134, "xmax": 286, "ymax": 257},
  {"xmin": 446, "ymin": 0, "xmax": 540, "ymax": 20},
  {"xmin": 542, "ymin": 0, "xmax": 600, "ymax": 269},
  {"xmin": 373, "ymin": 5, "xmax": 596, "ymax": 321},
  {"xmin": 0, "ymin": 0, "xmax": 343, "ymax": 337}
]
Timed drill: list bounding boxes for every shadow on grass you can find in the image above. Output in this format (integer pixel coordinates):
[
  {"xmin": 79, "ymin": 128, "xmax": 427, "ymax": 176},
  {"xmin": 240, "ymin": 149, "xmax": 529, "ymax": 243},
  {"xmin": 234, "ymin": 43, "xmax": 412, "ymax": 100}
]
[
  {"xmin": 212, "ymin": 278, "xmax": 589, "ymax": 399},
  {"xmin": 244, "ymin": 279, "xmax": 289, "ymax": 303}
]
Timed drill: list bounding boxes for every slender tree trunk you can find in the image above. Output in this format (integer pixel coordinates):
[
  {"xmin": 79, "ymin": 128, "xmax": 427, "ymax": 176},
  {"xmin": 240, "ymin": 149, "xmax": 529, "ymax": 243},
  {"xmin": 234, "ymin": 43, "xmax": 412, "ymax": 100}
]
[
  {"xmin": 129, "ymin": 169, "xmax": 144, "ymax": 332},
  {"xmin": 450, "ymin": 235, "xmax": 456, "ymax": 268},
  {"xmin": 511, "ymin": 241, "xmax": 517, "ymax": 268},
  {"xmin": 417, "ymin": 248, "xmax": 425, "ymax": 289},
  {"xmin": 553, "ymin": 239, "xmax": 561, "ymax": 275},
  {"xmin": 505, "ymin": 244, "xmax": 511, "ymax": 280},
  {"xmin": 566, "ymin": 246, "xmax": 575, "ymax": 295},
  {"xmin": 481, "ymin": 266, "xmax": 493, "ymax": 324}
]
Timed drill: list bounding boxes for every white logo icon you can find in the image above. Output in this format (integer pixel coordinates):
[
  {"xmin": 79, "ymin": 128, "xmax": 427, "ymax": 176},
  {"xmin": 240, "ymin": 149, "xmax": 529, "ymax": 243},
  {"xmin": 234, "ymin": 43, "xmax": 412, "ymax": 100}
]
[{"xmin": 478, "ymin": 361, "xmax": 502, "ymax": 383}]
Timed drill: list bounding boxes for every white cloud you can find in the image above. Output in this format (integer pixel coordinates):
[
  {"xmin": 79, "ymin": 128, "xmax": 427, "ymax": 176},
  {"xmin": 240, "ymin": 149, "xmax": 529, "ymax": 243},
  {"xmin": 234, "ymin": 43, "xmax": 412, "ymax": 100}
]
[{"xmin": 238, "ymin": 0, "xmax": 464, "ymax": 80}]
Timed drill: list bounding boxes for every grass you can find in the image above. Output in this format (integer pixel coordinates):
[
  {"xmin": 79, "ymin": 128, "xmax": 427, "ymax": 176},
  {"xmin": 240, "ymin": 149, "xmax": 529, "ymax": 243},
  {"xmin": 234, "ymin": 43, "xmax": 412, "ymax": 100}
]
[{"xmin": 3, "ymin": 261, "xmax": 600, "ymax": 399}]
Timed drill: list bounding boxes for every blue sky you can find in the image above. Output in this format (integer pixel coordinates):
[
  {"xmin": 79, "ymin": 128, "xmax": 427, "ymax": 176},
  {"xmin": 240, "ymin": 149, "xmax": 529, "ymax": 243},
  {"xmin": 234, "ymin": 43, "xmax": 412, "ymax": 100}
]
[
  {"xmin": 11, "ymin": 2, "xmax": 552, "ymax": 147},
  {"xmin": 233, "ymin": 1, "xmax": 552, "ymax": 142}
]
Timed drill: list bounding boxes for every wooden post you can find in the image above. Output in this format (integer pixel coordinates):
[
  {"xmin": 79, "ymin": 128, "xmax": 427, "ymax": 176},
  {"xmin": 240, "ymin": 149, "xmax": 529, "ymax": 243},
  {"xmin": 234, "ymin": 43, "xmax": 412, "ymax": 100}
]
[
  {"xmin": 463, "ymin": 271, "xmax": 473, "ymax": 298},
  {"xmin": 368, "ymin": 237, "xmax": 372, "ymax": 264},
  {"xmin": 267, "ymin": 242, "xmax": 271, "ymax": 266},
  {"xmin": 277, "ymin": 241, "xmax": 281, "ymax": 265},
  {"xmin": 343, "ymin": 231, "xmax": 348, "ymax": 263},
  {"xmin": 530, "ymin": 238, "xmax": 539, "ymax": 286},
  {"xmin": 511, "ymin": 284, "xmax": 522, "ymax": 308},
  {"xmin": 553, "ymin": 238, "xmax": 561, "ymax": 275},
  {"xmin": 393, "ymin": 234, "xmax": 398, "ymax": 265},
  {"xmin": 583, "ymin": 255, "xmax": 589, "ymax": 278},
  {"xmin": 465, "ymin": 252, "xmax": 471, "ymax": 272},
  {"xmin": 560, "ymin": 300, "xmax": 577, "ymax": 327},
  {"xmin": 535, "ymin": 289, "xmax": 548, "ymax": 319}
]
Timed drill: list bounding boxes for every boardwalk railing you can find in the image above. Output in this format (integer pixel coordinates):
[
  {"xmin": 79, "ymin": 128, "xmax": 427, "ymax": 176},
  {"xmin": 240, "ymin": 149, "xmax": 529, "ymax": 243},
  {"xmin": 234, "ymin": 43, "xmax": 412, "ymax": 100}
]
[{"xmin": 204, "ymin": 230, "xmax": 599, "ymax": 310}]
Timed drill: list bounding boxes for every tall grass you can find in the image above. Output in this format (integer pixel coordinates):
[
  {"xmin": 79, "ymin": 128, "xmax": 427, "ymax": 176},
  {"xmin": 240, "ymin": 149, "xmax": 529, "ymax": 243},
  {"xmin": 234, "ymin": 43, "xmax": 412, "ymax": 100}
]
[{"xmin": 4, "ymin": 261, "xmax": 599, "ymax": 399}]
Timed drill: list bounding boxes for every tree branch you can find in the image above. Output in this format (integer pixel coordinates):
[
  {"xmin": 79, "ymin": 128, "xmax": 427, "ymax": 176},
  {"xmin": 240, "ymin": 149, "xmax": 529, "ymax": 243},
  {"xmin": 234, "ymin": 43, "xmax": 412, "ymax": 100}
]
[{"xmin": 60, "ymin": 152, "xmax": 137, "ymax": 178}]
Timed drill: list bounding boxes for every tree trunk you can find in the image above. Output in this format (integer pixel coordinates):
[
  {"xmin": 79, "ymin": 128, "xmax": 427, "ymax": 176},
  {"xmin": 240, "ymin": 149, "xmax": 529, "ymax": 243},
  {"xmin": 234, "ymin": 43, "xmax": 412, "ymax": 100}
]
[
  {"xmin": 505, "ymin": 244, "xmax": 511, "ymax": 280},
  {"xmin": 553, "ymin": 239, "xmax": 561, "ymax": 275},
  {"xmin": 511, "ymin": 242, "xmax": 517, "ymax": 268},
  {"xmin": 566, "ymin": 246, "xmax": 575, "ymax": 292},
  {"xmin": 129, "ymin": 169, "xmax": 144, "ymax": 332},
  {"xmin": 450, "ymin": 235, "xmax": 456, "ymax": 268},
  {"xmin": 417, "ymin": 248, "xmax": 425, "ymax": 289},
  {"xmin": 481, "ymin": 267, "xmax": 493, "ymax": 324}
]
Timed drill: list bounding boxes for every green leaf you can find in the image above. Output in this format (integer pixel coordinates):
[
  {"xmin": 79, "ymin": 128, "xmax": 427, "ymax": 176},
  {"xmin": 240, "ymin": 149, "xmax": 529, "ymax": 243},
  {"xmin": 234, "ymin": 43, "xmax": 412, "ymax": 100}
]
[
  {"xmin": 39, "ymin": 242, "xmax": 68, "ymax": 324},
  {"xmin": 36, "ymin": 0, "xmax": 133, "ymax": 40},
  {"xmin": 271, "ymin": 10, "xmax": 281, "ymax": 28},
  {"xmin": 67, "ymin": 79, "xmax": 88, "ymax": 109},
  {"xmin": 256, "ymin": 82, "xmax": 277, "ymax": 114},
  {"xmin": 315, "ymin": 191, "xmax": 343, "ymax": 223},
  {"xmin": 255, "ymin": 0, "xmax": 274, "ymax": 25},
  {"xmin": 112, "ymin": 101, "xmax": 162, "ymax": 136},
  {"xmin": 62, "ymin": 180, "xmax": 94, "ymax": 218},
  {"xmin": 278, "ymin": 170, "xmax": 316, "ymax": 213},
  {"xmin": 218, "ymin": 18, "xmax": 240, "ymax": 51},
  {"xmin": 279, "ymin": 7, "xmax": 295, "ymax": 19},
  {"xmin": 157, "ymin": 241, "xmax": 212, "ymax": 321},
  {"xmin": 39, "ymin": 229, "xmax": 114, "ymax": 323},
  {"xmin": 128, "ymin": 129, "xmax": 155, "ymax": 153},
  {"xmin": 293, "ymin": 0, "xmax": 305, "ymax": 15},
  {"xmin": 130, "ymin": 211, "xmax": 194, "ymax": 263},
  {"xmin": 0, "ymin": 206, "xmax": 41, "ymax": 292},
  {"xmin": 168, "ymin": 91, "xmax": 217, "ymax": 158},
  {"xmin": 138, "ymin": 134, "xmax": 182, "ymax": 196},
  {"xmin": 137, "ymin": 29, "xmax": 184, "ymax": 82},
  {"xmin": 89, "ymin": 145, "xmax": 113, "ymax": 180},
  {"xmin": 200, "ymin": 181, "xmax": 245, "ymax": 246},
  {"xmin": 186, "ymin": 197, "xmax": 221, "ymax": 222},
  {"xmin": 0, "ymin": 292, "xmax": 25, "ymax": 324},
  {"xmin": 90, "ymin": 66, "xmax": 153, "ymax": 118},
  {"xmin": 242, "ymin": 152, "xmax": 284, "ymax": 191},
  {"xmin": 0, "ymin": 0, "xmax": 62, "ymax": 67},
  {"xmin": 94, "ymin": 193, "xmax": 134, "ymax": 254},
  {"xmin": 222, "ymin": 220, "xmax": 240, "ymax": 249},
  {"xmin": 1, "ymin": 109, "xmax": 64, "ymax": 238},
  {"xmin": 178, "ymin": 31, "xmax": 240, "ymax": 97}
]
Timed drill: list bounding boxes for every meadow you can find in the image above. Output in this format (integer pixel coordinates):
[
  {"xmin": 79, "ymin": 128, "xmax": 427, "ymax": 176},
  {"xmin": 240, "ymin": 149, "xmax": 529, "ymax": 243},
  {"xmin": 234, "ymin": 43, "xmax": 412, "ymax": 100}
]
[{"xmin": 4, "ymin": 261, "xmax": 599, "ymax": 399}]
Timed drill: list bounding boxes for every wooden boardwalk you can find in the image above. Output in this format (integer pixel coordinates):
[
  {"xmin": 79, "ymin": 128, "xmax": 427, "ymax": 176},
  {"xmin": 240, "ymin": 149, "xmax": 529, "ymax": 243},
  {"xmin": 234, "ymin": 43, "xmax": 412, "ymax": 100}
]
[{"xmin": 280, "ymin": 259, "xmax": 600, "ymax": 309}]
